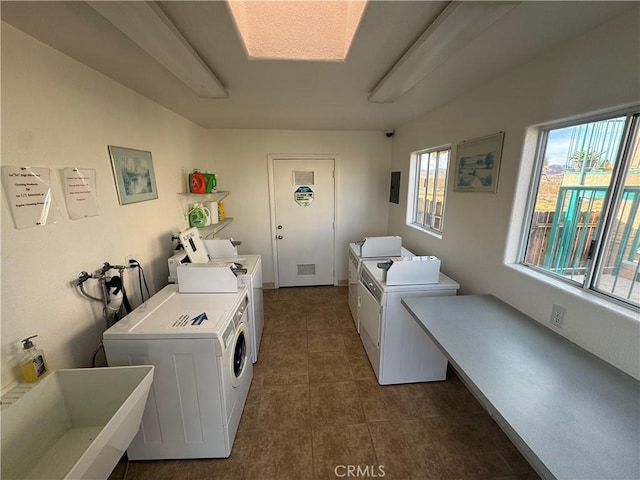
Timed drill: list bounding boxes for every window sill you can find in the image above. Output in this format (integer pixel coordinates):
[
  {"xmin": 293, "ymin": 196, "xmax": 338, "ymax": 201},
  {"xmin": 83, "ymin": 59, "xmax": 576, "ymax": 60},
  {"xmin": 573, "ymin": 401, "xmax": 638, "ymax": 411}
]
[
  {"xmin": 506, "ymin": 263, "xmax": 640, "ymax": 319},
  {"xmin": 407, "ymin": 223, "xmax": 443, "ymax": 240}
]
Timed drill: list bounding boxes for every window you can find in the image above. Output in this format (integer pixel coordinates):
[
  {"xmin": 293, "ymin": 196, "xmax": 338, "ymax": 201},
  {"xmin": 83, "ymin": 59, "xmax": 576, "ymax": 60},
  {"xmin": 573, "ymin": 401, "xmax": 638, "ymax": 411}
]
[
  {"xmin": 408, "ymin": 146, "xmax": 450, "ymax": 235},
  {"xmin": 521, "ymin": 109, "xmax": 640, "ymax": 308}
]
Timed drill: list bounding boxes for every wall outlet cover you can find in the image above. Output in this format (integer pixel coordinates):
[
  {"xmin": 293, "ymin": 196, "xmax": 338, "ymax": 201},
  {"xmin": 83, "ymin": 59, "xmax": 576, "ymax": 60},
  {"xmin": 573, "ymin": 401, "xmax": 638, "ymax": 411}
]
[{"xmin": 550, "ymin": 304, "xmax": 566, "ymax": 328}]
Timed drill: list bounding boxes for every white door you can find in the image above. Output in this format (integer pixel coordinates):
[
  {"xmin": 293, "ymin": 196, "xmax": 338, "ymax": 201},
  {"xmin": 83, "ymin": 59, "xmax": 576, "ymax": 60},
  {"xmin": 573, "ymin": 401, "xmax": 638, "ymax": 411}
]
[{"xmin": 272, "ymin": 158, "xmax": 335, "ymax": 287}]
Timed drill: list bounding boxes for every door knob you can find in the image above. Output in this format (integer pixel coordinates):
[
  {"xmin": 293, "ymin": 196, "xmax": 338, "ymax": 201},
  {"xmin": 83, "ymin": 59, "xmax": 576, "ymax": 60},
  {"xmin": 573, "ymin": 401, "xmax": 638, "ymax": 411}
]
[{"xmin": 277, "ymin": 235, "xmax": 284, "ymax": 240}]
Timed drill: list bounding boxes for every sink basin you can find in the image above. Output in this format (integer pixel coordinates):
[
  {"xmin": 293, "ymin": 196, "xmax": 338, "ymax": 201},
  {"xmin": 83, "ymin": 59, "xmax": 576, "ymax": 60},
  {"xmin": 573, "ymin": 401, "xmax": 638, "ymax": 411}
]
[{"xmin": 1, "ymin": 366, "xmax": 154, "ymax": 480}]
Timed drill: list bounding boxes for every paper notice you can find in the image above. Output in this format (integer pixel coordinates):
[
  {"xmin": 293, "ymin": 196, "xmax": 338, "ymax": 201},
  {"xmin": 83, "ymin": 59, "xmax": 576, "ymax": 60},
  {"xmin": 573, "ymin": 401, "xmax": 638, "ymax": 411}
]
[{"xmin": 63, "ymin": 167, "xmax": 99, "ymax": 219}]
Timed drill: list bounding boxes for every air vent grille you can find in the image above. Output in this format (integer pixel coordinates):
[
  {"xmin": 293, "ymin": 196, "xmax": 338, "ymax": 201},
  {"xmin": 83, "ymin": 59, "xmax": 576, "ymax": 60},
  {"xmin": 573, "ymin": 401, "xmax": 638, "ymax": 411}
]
[{"xmin": 297, "ymin": 264, "xmax": 316, "ymax": 276}]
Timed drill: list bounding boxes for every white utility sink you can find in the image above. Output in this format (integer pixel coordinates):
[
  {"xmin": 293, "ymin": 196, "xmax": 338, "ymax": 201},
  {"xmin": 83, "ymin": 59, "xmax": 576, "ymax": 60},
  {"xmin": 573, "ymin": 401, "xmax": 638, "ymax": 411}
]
[{"xmin": 1, "ymin": 365, "xmax": 154, "ymax": 480}]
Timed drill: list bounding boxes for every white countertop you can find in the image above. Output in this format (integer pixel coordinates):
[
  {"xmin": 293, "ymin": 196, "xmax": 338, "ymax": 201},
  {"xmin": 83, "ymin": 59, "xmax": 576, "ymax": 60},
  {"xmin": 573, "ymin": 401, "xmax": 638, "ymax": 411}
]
[{"xmin": 402, "ymin": 294, "xmax": 640, "ymax": 480}]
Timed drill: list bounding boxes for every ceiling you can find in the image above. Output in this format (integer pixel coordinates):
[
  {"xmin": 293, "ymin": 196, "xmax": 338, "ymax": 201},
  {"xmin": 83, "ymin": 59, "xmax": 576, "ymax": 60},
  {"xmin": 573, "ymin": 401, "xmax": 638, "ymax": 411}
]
[{"xmin": 1, "ymin": 1, "xmax": 635, "ymax": 131}]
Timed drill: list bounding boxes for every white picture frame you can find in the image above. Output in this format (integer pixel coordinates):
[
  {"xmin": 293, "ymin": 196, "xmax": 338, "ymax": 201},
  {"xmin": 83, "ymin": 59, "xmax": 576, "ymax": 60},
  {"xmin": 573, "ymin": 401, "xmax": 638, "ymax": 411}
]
[
  {"xmin": 454, "ymin": 132, "xmax": 505, "ymax": 193},
  {"xmin": 108, "ymin": 146, "xmax": 158, "ymax": 205}
]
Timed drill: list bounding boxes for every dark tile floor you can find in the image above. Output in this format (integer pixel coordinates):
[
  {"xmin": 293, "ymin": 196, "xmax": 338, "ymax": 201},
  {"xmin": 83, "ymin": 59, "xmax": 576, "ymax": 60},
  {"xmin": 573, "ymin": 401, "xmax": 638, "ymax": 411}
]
[{"xmin": 109, "ymin": 286, "xmax": 539, "ymax": 480}]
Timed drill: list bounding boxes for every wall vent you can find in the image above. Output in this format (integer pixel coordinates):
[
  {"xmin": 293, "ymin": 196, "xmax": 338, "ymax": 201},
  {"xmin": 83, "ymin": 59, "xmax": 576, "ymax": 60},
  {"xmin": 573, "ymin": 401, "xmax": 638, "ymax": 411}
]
[{"xmin": 297, "ymin": 264, "xmax": 316, "ymax": 276}]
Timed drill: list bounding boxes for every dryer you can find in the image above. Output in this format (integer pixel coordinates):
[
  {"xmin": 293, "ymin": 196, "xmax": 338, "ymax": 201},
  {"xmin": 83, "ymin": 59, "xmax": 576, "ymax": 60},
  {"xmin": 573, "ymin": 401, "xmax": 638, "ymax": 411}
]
[
  {"xmin": 358, "ymin": 259, "xmax": 459, "ymax": 385},
  {"xmin": 348, "ymin": 236, "xmax": 414, "ymax": 332},
  {"xmin": 103, "ymin": 285, "xmax": 252, "ymax": 459}
]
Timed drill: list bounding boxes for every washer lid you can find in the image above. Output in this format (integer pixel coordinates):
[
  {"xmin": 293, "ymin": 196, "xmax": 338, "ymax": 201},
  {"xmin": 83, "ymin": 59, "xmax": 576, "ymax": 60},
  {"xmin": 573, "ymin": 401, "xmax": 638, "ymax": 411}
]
[
  {"xmin": 103, "ymin": 284, "xmax": 248, "ymax": 339},
  {"xmin": 202, "ymin": 254, "xmax": 260, "ymax": 276}
]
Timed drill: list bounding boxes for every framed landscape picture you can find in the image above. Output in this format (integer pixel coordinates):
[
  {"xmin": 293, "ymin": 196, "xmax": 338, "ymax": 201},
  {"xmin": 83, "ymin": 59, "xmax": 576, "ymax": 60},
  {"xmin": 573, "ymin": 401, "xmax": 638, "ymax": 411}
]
[
  {"xmin": 454, "ymin": 132, "xmax": 505, "ymax": 193},
  {"xmin": 108, "ymin": 146, "xmax": 158, "ymax": 205}
]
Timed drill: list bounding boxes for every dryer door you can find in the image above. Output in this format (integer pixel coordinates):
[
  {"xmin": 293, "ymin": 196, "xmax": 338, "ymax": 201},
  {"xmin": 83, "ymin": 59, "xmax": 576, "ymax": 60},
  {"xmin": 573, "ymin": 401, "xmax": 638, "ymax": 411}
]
[{"xmin": 230, "ymin": 320, "xmax": 250, "ymax": 388}]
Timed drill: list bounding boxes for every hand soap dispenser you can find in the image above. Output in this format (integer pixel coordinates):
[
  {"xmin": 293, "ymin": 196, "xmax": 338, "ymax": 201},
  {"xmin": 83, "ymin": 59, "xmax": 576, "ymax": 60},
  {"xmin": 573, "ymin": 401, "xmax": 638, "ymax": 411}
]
[{"xmin": 20, "ymin": 335, "xmax": 49, "ymax": 383}]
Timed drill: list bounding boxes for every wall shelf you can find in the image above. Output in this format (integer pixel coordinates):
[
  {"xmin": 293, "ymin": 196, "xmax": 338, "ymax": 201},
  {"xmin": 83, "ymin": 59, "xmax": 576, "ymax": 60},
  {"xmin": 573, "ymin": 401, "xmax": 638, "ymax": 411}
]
[
  {"xmin": 178, "ymin": 190, "xmax": 230, "ymax": 202},
  {"xmin": 178, "ymin": 191, "xmax": 232, "ymax": 237},
  {"xmin": 198, "ymin": 218, "xmax": 233, "ymax": 238}
]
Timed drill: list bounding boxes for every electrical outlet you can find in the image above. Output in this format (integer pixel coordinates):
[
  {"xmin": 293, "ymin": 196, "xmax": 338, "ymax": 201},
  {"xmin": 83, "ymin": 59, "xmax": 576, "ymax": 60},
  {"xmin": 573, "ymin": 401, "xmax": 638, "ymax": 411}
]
[
  {"xmin": 550, "ymin": 304, "xmax": 566, "ymax": 328},
  {"xmin": 125, "ymin": 254, "xmax": 135, "ymax": 266}
]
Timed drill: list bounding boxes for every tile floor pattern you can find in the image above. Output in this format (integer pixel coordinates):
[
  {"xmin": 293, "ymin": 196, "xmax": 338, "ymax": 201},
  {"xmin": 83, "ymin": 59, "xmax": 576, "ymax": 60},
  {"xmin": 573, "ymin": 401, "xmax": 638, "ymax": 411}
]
[{"xmin": 108, "ymin": 286, "xmax": 540, "ymax": 480}]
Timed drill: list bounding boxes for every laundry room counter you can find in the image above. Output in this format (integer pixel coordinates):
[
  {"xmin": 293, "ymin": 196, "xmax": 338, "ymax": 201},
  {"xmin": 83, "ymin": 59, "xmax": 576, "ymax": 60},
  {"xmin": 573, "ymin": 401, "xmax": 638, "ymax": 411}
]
[{"xmin": 402, "ymin": 294, "xmax": 640, "ymax": 480}]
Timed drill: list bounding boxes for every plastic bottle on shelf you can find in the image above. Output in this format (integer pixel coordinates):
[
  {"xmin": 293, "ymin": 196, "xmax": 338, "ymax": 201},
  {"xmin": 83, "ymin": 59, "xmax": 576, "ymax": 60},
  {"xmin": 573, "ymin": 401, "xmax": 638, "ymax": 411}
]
[
  {"xmin": 218, "ymin": 201, "xmax": 225, "ymax": 221},
  {"xmin": 204, "ymin": 172, "xmax": 217, "ymax": 193},
  {"xmin": 188, "ymin": 203, "xmax": 211, "ymax": 228},
  {"xmin": 189, "ymin": 170, "xmax": 206, "ymax": 194},
  {"xmin": 205, "ymin": 201, "xmax": 219, "ymax": 224},
  {"xmin": 20, "ymin": 335, "xmax": 49, "ymax": 383}
]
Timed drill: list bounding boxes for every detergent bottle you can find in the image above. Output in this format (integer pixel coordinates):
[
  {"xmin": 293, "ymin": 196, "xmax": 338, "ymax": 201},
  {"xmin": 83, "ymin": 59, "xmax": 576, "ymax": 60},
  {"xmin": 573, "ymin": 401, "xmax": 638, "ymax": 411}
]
[
  {"xmin": 188, "ymin": 203, "xmax": 211, "ymax": 228},
  {"xmin": 204, "ymin": 172, "xmax": 217, "ymax": 193},
  {"xmin": 20, "ymin": 335, "xmax": 49, "ymax": 383},
  {"xmin": 189, "ymin": 170, "xmax": 206, "ymax": 194}
]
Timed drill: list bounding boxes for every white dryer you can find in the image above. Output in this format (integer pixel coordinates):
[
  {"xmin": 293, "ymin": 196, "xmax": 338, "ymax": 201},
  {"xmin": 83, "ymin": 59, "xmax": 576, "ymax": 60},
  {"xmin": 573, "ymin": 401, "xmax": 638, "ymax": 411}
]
[
  {"xmin": 358, "ymin": 260, "xmax": 459, "ymax": 385},
  {"xmin": 348, "ymin": 237, "xmax": 414, "ymax": 332},
  {"xmin": 103, "ymin": 285, "xmax": 252, "ymax": 459}
]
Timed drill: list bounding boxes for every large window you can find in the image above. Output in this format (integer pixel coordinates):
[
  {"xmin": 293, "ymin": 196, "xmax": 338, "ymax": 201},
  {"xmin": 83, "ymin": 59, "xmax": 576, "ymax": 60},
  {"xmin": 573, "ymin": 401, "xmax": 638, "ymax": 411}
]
[
  {"xmin": 522, "ymin": 110, "xmax": 640, "ymax": 308},
  {"xmin": 408, "ymin": 146, "xmax": 450, "ymax": 235}
]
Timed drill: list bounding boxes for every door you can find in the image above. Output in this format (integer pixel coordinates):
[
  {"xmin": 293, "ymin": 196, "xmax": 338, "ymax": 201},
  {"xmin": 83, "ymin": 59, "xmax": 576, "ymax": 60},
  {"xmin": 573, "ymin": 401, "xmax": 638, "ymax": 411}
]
[
  {"xmin": 271, "ymin": 157, "xmax": 335, "ymax": 287},
  {"xmin": 358, "ymin": 281, "xmax": 382, "ymax": 346}
]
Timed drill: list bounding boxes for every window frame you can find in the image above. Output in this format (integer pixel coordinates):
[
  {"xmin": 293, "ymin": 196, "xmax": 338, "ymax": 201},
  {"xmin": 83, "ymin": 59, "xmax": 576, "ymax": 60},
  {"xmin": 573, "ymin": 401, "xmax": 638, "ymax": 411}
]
[
  {"xmin": 519, "ymin": 107, "xmax": 640, "ymax": 310},
  {"xmin": 407, "ymin": 145, "xmax": 451, "ymax": 237}
]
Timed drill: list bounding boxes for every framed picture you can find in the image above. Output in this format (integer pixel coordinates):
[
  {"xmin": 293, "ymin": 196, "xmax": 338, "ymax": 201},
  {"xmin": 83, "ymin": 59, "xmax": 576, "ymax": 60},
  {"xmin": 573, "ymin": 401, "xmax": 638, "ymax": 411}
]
[
  {"xmin": 454, "ymin": 132, "xmax": 505, "ymax": 193},
  {"xmin": 108, "ymin": 146, "xmax": 158, "ymax": 205}
]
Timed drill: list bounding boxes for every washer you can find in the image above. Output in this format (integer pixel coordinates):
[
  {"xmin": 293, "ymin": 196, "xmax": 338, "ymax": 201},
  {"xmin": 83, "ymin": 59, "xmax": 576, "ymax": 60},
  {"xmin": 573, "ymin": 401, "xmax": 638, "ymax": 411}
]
[
  {"xmin": 169, "ymin": 252, "xmax": 264, "ymax": 364},
  {"xmin": 358, "ymin": 260, "xmax": 459, "ymax": 385},
  {"xmin": 103, "ymin": 284, "xmax": 252, "ymax": 459},
  {"xmin": 203, "ymin": 254, "xmax": 263, "ymax": 364}
]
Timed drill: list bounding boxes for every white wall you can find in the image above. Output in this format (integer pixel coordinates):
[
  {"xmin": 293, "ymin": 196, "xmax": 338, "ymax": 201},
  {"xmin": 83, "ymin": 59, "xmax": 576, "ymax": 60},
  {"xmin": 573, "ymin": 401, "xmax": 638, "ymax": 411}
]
[
  {"xmin": 388, "ymin": 11, "xmax": 640, "ymax": 379},
  {"xmin": 0, "ymin": 24, "xmax": 393, "ymax": 389},
  {"xmin": 4, "ymin": 7, "xmax": 637, "ymax": 391},
  {"xmin": 205, "ymin": 129, "xmax": 392, "ymax": 284},
  {"xmin": 1, "ymin": 24, "xmax": 210, "ymax": 389}
]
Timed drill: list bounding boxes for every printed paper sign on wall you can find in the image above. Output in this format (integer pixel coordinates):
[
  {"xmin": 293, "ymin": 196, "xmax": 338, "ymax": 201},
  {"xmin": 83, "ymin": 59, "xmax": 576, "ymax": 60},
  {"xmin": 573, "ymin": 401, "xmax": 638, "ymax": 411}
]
[
  {"xmin": 63, "ymin": 168, "xmax": 100, "ymax": 219},
  {"xmin": 2, "ymin": 166, "xmax": 60, "ymax": 229}
]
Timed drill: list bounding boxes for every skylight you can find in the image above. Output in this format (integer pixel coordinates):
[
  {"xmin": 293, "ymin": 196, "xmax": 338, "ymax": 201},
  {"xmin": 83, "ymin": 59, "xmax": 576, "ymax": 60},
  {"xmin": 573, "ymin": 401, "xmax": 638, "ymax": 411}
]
[{"xmin": 227, "ymin": 1, "xmax": 367, "ymax": 61}]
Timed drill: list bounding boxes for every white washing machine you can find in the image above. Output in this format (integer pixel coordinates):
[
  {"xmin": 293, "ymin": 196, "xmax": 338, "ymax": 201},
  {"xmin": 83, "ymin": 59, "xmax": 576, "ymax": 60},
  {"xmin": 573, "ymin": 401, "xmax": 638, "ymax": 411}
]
[
  {"xmin": 358, "ymin": 259, "xmax": 459, "ymax": 385},
  {"xmin": 169, "ymin": 251, "xmax": 264, "ymax": 364},
  {"xmin": 348, "ymin": 237, "xmax": 414, "ymax": 332},
  {"xmin": 103, "ymin": 284, "xmax": 252, "ymax": 459},
  {"xmin": 168, "ymin": 233, "xmax": 264, "ymax": 364},
  {"xmin": 202, "ymin": 254, "xmax": 263, "ymax": 364}
]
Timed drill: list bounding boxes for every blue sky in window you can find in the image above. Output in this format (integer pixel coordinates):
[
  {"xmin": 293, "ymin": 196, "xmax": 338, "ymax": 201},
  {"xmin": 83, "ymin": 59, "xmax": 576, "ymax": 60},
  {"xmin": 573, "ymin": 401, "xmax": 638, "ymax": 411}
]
[
  {"xmin": 546, "ymin": 127, "xmax": 573, "ymax": 165},
  {"xmin": 545, "ymin": 117, "xmax": 626, "ymax": 167}
]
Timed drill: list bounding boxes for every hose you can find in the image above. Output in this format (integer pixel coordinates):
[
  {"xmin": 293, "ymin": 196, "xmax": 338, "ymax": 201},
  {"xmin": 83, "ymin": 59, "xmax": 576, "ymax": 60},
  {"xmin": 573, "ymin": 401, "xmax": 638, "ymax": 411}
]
[
  {"xmin": 74, "ymin": 261, "xmax": 147, "ymax": 366},
  {"xmin": 78, "ymin": 282, "xmax": 103, "ymax": 303}
]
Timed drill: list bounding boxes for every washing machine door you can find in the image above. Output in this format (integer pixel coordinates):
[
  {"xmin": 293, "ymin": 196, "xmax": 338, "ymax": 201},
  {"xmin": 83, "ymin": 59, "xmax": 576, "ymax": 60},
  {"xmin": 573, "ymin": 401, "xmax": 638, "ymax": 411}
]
[{"xmin": 230, "ymin": 321, "xmax": 250, "ymax": 388}]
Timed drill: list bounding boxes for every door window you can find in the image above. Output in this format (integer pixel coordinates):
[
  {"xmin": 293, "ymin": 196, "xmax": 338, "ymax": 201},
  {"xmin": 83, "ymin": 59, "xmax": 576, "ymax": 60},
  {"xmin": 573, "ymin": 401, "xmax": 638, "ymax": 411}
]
[{"xmin": 233, "ymin": 331, "xmax": 246, "ymax": 378}]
